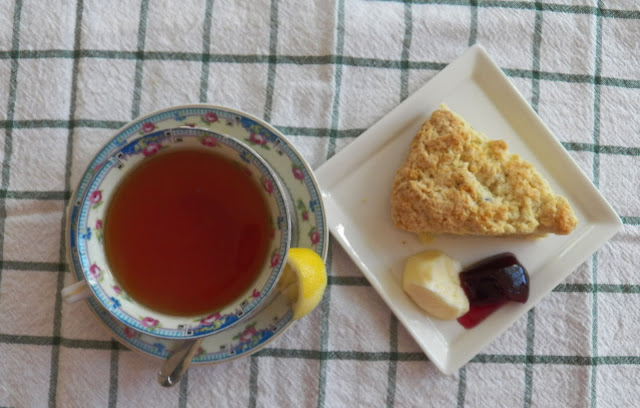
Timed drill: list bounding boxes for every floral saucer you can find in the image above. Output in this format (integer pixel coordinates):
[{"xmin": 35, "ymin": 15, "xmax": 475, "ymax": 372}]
[{"xmin": 72, "ymin": 105, "xmax": 328, "ymax": 363}]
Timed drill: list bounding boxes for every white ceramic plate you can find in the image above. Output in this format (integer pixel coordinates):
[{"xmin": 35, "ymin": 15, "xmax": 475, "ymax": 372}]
[{"xmin": 315, "ymin": 45, "xmax": 621, "ymax": 375}]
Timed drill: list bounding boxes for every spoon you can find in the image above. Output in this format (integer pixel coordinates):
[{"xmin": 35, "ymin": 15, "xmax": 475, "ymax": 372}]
[
  {"xmin": 155, "ymin": 280, "xmax": 294, "ymax": 387},
  {"xmin": 156, "ymin": 337, "xmax": 203, "ymax": 387}
]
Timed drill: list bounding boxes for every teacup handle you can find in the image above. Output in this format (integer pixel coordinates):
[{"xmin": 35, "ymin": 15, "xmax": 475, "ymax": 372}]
[{"xmin": 61, "ymin": 280, "xmax": 93, "ymax": 303}]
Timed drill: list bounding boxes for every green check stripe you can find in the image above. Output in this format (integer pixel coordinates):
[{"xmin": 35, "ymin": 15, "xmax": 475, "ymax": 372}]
[
  {"xmin": 0, "ymin": 334, "xmax": 127, "ymax": 349},
  {"xmin": 0, "ymin": 119, "xmax": 126, "ymax": 129},
  {"xmin": 530, "ymin": 3, "xmax": 544, "ymax": 113},
  {"xmin": 262, "ymin": 0, "xmax": 280, "ymax": 124},
  {"xmin": 5, "ymin": 330, "xmax": 640, "ymax": 367},
  {"xmin": 6, "ymin": 261, "xmax": 640, "ymax": 294},
  {"xmin": 562, "ymin": 143, "xmax": 640, "ymax": 156},
  {"xmin": 523, "ymin": 5, "xmax": 544, "ymax": 406},
  {"xmin": 130, "ymin": 0, "xmax": 150, "ymax": 120},
  {"xmin": 456, "ymin": 366, "xmax": 467, "ymax": 408},
  {"xmin": 554, "ymin": 283, "xmax": 640, "ymax": 294},
  {"xmin": 329, "ymin": 276, "xmax": 370, "ymax": 286},
  {"xmin": 257, "ymin": 348, "xmax": 427, "ymax": 361},
  {"xmin": 385, "ymin": 314, "xmax": 399, "ymax": 408},
  {"xmin": 468, "ymin": 0, "xmax": 478, "ymax": 46},
  {"xmin": 108, "ymin": 341, "xmax": 120, "ymax": 408},
  {"xmin": 523, "ymin": 309, "xmax": 536, "ymax": 407},
  {"xmin": 199, "ymin": 0, "xmax": 215, "ymax": 104},
  {"xmin": 470, "ymin": 354, "xmax": 640, "ymax": 365},
  {"xmin": 504, "ymin": 69, "xmax": 640, "ymax": 89},
  {"xmin": 590, "ymin": 0, "xmax": 605, "ymax": 405},
  {"xmin": 0, "ymin": 50, "xmax": 639, "ymax": 89},
  {"xmin": 0, "ymin": 190, "xmax": 70, "ymax": 200},
  {"xmin": 257, "ymin": 348, "xmax": 640, "ymax": 366},
  {"xmin": 198, "ymin": 0, "xmax": 215, "ymax": 104},
  {"xmin": 621, "ymin": 216, "xmax": 640, "ymax": 225},
  {"xmin": 248, "ymin": 357, "xmax": 259, "ymax": 408},
  {"xmin": 399, "ymin": 1, "xmax": 413, "ymax": 102},
  {"xmin": 48, "ymin": 1, "xmax": 85, "ymax": 405},
  {"xmin": 2, "ymin": 120, "xmax": 639, "ymax": 154},
  {"xmin": 178, "ymin": 372, "xmax": 189, "ymax": 408},
  {"xmin": 370, "ymin": 0, "xmax": 640, "ymax": 19},
  {"xmin": 326, "ymin": 0, "xmax": 347, "ymax": 160},
  {"xmin": 316, "ymin": 243, "xmax": 335, "ymax": 408},
  {"xmin": 0, "ymin": 0, "xmax": 23, "ymax": 301},
  {"xmin": 0, "ymin": 261, "xmax": 68, "ymax": 271}
]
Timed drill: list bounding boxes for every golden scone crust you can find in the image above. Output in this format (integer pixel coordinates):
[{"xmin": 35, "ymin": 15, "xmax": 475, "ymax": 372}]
[{"xmin": 391, "ymin": 106, "xmax": 578, "ymax": 236}]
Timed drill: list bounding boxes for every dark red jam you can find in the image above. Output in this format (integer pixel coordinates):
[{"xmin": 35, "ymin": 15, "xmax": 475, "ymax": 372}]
[{"xmin": 457, "ymin": 253, "xmax": 529, "ymax": 329}]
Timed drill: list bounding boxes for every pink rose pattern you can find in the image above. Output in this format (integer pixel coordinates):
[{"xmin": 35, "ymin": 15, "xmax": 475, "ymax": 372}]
[
  {"xmin": 142, "ymin": 317, "xmax": 159, "ymax": 328},
  {"xmin": 123, "ymin": 326, "xmax": 139, "ymax": 339},
  {"xmin": 89, "ymin": 264, "xmax": 102, "ymax": 280},
  {"xmin": 263, "ymin": 178, "xmax": 273, "ymax": 194},
  {"xmin": 142, "ymin": 122, "xmax": 155, "ymax": 133},
  {"xmin": 297, "ymin": 199, "xmax": 310, "ymax": 223},
  {"xmin": 94, "ymin": 219, "xmax": 104, "ymax": 242},
  {"xmin": 203, "ymin": 112, "xmax": 218, "ymax": 123},
  {"xmin": 89, "ymin": 190, "xmax": 102, "ymax": 209},
  {"xmin": 238, "ymin": 326, "xmax": 258, "ymax": 343},
  {"xmin": 292, "ymin": 166, "xmax": 304, "ymax": 182},
  {"xmin": 200, "ymin": 136, "xmax": 217, "ymax": 147},
  {"xmin": 200, "ymin": 312, "xmax": 222, "ymax": 326},
  {"xmin": 252, "ymin": 289, "xmax": 260, "ymax": 298},
  {"xmin": 249, "ymin": 133, "xmax": 267, "ymax": 146},
  {"xmin": 310, "ymin": 228, "xmax": 320, "ymax": 245},
  {"xmin": 142, "ymin": 142, "xmax": 161, "ymax": 157},
  {"xmin": 270, "ymin": 251, "xmax": 281, "ymax": 268}
]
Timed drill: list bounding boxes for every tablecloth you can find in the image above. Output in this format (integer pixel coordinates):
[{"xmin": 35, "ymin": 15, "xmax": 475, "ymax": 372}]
[{"xmin": 1, "ymin": 0, "xmax": 639, "ymax": 407}]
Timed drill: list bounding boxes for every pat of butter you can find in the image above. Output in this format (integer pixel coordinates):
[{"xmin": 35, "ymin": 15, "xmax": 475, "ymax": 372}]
[{"xmin": 402, "ymin": 250, "xmax": 469, "ymax": 320}]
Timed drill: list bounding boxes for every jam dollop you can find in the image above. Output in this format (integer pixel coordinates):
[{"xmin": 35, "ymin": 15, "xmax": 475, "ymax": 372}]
[{"xmin": 457, "ymin": 253, "xmax": 529, "ymax": 329}]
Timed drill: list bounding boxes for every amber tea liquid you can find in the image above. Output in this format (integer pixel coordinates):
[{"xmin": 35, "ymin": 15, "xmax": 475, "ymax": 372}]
[{"xmin": 103, "ymin": 148, "xmax": 272, "ymax": 316}]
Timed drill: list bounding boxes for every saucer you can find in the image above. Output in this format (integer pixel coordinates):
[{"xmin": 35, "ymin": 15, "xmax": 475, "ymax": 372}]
[
  {"xmin": 72, "ymin": 105, "xmax": 328, "ymax": 363},
  {"xmin": 70, "ymin": 127, "xmax": 292, "ymax": 338}
]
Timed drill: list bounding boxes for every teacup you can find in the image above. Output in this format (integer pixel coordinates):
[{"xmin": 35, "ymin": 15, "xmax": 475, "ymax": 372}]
[{"xmin": 63, "ymin": 127, "xmax": 292, "ymax": 340}]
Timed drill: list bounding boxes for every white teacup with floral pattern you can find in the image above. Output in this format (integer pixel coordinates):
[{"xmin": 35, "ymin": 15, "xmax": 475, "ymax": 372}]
[{"xmin": 63, "ymin": 127, "xmax": 291, "ymax": 340}]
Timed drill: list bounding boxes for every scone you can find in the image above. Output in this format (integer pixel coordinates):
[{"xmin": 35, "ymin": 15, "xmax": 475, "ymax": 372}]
[{"xmin": 391, "ymin": 106, "xmax": 578, "ymax": 237}]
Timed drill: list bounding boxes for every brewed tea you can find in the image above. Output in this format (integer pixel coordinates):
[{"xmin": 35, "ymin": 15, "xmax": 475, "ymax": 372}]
[{"xmin": 103, "ymin": 148, "xmax": 272, "ymax": 316}]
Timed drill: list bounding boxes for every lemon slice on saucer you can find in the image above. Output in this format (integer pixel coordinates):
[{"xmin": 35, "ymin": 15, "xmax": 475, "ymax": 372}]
[{"xmin": 277, "ymin": 248, "xmax": 327, "ymax": 320}]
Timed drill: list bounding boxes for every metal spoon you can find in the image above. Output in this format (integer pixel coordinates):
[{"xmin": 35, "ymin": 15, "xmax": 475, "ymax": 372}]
[{"xmin": 156, "ymin": 338, "xmax": 203, "ymax": 387}]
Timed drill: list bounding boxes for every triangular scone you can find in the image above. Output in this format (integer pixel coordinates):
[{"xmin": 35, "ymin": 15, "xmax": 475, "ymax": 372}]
[{"xmin": 391, "ymin": 106, "xmax": 578, "ymax": 236}]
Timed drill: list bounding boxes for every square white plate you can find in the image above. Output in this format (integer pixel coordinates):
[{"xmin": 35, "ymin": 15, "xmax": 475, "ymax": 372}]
[{"xmin": 315, "ymin": 44, "xmax": 621, "ymax": 375}]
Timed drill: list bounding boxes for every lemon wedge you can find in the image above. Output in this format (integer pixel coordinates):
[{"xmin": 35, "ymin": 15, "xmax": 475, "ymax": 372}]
[
  {"xmin": 277, "ymin": 248, "xmax": 327, "ymax": 320},
  {"xmin": 402, "ymin": 250, "xmax": 469, "ymax": 320}
]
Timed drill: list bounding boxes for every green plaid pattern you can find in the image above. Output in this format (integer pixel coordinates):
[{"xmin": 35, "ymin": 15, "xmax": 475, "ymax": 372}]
[{"xmin": 0, "ymin": 0, "xmax": 638, "ymax": 406}]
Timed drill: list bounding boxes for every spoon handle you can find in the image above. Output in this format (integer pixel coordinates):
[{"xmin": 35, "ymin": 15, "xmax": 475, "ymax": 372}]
[{"xmin": 157, "ymin": 337, "xmax": 203, "ymax": 387}]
